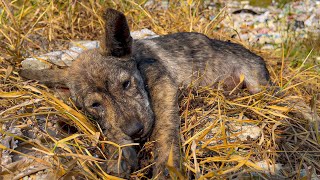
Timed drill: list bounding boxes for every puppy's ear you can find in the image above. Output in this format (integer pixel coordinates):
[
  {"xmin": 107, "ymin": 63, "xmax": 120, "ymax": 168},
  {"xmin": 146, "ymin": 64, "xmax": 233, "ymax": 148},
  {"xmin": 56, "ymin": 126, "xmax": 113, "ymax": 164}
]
[
  {"xmin": 100, "ymin": 8, "xmax": 132, "ymax": 57},
  {"xmin": 20, "ymin": 69, "xmax": 68, "ymax": 88}
]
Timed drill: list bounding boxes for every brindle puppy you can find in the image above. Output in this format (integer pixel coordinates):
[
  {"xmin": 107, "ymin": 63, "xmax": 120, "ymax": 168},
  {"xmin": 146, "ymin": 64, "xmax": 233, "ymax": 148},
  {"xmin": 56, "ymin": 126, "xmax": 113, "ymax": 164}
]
[{"xmin": 20, "ymin": 8, "xmax": 270, "ymax": 178}]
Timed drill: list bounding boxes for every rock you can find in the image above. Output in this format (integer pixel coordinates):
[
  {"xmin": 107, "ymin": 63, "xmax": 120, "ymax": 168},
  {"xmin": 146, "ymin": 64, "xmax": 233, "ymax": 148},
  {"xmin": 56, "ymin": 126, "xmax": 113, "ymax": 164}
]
[
  {"xmin": 60, "ymin": 50, "xmax": 81, "ymax": 66},
  {"xmin": 256, "ymin": 11, "xmax": 269, "ymax": 23},
  {"xmin": 21, "ymin": 58, "xmax": 52, "ymax": 70},
  {"xmin": 203, "ymin": 121, "xmax": 262, "ymax": 146},
  {"xmin": 228, "ymin": 123, "xmax": 262, "ymax": 141},
  {"xmin": 1, "ymin": 126, "xmax": 23, "ymax": 165},
  {"xmin": 239, "ymin": 33, "xmax": 249, "ymax": 41},
  {"xmin": 22, "ymin": 51, "xmax": 68, "ymax": 69},
  {"xmin": 40, "ymin": 51, "xmax": 66, "ymax": 66},
  {"xmin": 316, "ymin": 57, "xmax": 320, "ymax": 64},
  {"xmin": 256, "ymin": 161, "xmax": 283, "ymax": 175},
  {"xmin": 239, "ymin": 126, "xmax": 261, "ymax": 140},
  {"xmin": 69, "ymin": 40, "xmax": 99, "ymax": 50},
  {"xmin": 305, "ymin": 14, "xmax": 316, "ymax": 27},
  {"xmin": 131, "ymin": 28, "xmax": 159, "ymax": 39},
  {"xmin": 261, "ymin": 44, "xmax": 275, "ymax": 50}
]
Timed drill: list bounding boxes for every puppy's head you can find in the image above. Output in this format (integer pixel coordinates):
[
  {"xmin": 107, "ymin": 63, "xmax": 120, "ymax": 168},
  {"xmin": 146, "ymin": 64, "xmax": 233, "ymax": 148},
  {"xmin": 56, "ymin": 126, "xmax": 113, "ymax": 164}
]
[{"xmin": 20, "ymin": 8, "xmax": 155, "ymax": 177}]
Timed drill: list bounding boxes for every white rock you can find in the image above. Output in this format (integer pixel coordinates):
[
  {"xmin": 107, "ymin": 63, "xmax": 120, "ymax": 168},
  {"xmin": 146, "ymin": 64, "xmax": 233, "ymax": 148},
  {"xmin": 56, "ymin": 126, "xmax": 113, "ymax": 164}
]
[
  {"xmin": 69, "ymin": 46, "xmax": 84, "ymax": 54},
  {"xmin": 316, "ymin": 56, "xmax": 320, "ymax": 64},
  {"xmin": 44, "ymin": 51, "xmax": 63, "ymax": 57},
  {"xmin": 60, "ymin": 50, "xmax": 81, "ymax": 66},
  {"xmin": 144, "ymin": 0, "xmax": 154, "ymax": 7},
  {"xmin": 69, "ymin": 40, "xmax": 99, "ymax": 50},
  {"xmin": 21, "ymin": 57, "xmax": 52, "ymax": 70},
  {"xmin": 240, "ymin": 33, "xmax": 249, "ymax": 41},
  {"xmin": 256, "ymin": 160, "xmax": 283, "ymax": 175},
  {"xmin": 261, "ymin": 44, "xmax": 275, "ymax": 50},
  {"xmin": 258, "ymin": 36, "xmax": 269, "ymax": 44},
  {"xmin": 305, "ymin": 14, "xmax": 316, "ymax": 27},
  {"xmin": 131, "ymin": 28, "xmax": 159, "ymax": 39},
  {"xmin": 232, "ymin": 124, "xmax": 262, "ymax": 141},
  {"xmin": 39, "ymin": 51, "xmax": 66, "ymax": 66},
  {"xmin": 256, "ymin": 11, "xmax": 270, "ymax": 23},
  {"xmin": 204, "ymin": 121, "xmax": 262, "ymax": 146}
]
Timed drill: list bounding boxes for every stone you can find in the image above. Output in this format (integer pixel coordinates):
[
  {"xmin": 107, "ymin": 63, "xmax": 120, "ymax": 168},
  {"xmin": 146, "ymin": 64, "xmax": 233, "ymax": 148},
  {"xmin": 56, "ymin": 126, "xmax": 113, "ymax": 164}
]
[
  {"xmin": 235, "ymin": 124, "xmax": 262, "ymax": 141},
  {"xmin": 131, "ymin": 28, "xmax": 159, "ymax": 39},
  {"xmin": 240, "ymin": 33, "xmax": 249, "ymax": 41},
  {"xmin": 256, "ymin": 160, "xmax": 283, "ymax": 175},
  {"xmin": 21, "ymin": 57, "xmax": 52, "ymax": 70},
  {"xmin": 69, "ymin": 40, "xmax": 99, "ymax": 50},
  {"xmin": 60, "ymin": 50, "xmax": 81, "ymax": 66},
  {"xmin": 261, "ymin": 44, "xmax": 275, "ymax": 50},
  {"xmin": 316, "ymin": 57, "xmax": 320, "ymax": 64},
  {"xmin": 40, "ymin": 51, "xmax": 65, "ymax": 66}
]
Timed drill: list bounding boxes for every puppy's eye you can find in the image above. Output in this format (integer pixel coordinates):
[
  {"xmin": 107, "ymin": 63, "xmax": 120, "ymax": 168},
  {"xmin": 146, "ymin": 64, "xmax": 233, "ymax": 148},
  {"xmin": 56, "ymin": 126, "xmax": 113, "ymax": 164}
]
[
  {"xmin": 91, "ymin": 102, "xmax": 101, "ymax": 108},
  {"xmin": 122, "ymin": 80, "xmax": 131, "ymax": 90}
]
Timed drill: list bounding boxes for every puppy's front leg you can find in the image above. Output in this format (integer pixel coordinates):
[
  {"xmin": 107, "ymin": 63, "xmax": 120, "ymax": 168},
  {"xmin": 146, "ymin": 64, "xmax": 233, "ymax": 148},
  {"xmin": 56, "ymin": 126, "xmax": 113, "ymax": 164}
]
[{"xmin": 147, "ymin": 76, "xmax": 181, "ymax": 178}]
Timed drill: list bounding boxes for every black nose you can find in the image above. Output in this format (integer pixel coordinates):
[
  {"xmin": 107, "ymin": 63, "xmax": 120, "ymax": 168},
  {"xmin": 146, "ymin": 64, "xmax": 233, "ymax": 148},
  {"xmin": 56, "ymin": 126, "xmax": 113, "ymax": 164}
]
[{"xmin": 130, "ymin": 123, "xmax": 144, "ymax": 139}]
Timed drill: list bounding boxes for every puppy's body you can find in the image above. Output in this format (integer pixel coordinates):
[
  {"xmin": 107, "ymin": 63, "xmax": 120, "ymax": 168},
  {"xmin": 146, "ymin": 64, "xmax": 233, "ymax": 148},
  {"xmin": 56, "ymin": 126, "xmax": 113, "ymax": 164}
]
[
  {"xmin": 131, "ymin": 32, "xmax": 270, "ymax": 177},
  {"xmin": 20, "ymin": 9, "xmax": 271, "ymax": 178},
  {"xmin": 135, "ymin": 32, "xmax": 270, "ymax": 93}
]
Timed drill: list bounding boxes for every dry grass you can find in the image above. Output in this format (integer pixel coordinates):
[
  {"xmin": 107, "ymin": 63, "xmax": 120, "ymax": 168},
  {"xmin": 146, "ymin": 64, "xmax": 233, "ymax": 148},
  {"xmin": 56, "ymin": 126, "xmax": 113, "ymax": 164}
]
[{"xmin": 0, "ymin": 0, "xmax": 319, "ymax": 179}]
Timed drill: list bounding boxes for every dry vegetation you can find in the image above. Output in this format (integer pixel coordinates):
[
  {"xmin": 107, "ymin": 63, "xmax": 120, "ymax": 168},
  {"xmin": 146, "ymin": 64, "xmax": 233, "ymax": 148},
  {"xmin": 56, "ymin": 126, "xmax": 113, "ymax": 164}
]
[{"xmin": 0, "ymin": 0, "xmax": 319, "ymax": 179}]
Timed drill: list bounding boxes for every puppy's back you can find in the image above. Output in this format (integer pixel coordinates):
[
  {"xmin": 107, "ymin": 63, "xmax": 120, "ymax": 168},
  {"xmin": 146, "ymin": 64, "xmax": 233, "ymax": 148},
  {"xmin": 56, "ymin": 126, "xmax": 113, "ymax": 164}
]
[{"xmin": 133, "ymin": 32, "xmax": 270, "ymax": 93}]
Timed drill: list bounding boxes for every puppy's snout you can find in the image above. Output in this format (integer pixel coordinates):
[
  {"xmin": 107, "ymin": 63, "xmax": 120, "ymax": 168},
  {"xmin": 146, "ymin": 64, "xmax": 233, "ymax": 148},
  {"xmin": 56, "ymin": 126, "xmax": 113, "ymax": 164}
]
[
  {"xmin": 130, "ymin": 123, "xmax": 144, "ymax": 139},
  {"xmin": 122, "ymin": 147, "xmax": 138, "ymax": 168}
]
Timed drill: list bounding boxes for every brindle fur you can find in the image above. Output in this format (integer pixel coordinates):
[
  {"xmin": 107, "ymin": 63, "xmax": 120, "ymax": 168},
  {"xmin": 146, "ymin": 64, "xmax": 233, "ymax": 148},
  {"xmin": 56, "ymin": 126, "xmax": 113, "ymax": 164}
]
[{"xmin": 20, "ymin": 8, "xmax": 270, "ymax": 178}]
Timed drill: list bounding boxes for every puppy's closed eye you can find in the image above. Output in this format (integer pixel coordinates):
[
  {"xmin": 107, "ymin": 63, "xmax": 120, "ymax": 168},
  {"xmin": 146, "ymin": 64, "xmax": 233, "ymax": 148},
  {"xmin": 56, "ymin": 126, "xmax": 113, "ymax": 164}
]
[
  {"xmin": 122, "ymin": 80, "xmax": 131, "ymax": 90},
  {"xmin": 91, "ymin": 102, "xmax": 101, "ymax": 108}
]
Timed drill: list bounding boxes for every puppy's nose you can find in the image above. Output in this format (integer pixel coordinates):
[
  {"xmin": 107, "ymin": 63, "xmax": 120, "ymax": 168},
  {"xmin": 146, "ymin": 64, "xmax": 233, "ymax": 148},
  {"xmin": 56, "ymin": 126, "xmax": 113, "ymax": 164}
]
[{"xmin": 130, "ymin": 123, "xmax": 144, "ymax": 139}]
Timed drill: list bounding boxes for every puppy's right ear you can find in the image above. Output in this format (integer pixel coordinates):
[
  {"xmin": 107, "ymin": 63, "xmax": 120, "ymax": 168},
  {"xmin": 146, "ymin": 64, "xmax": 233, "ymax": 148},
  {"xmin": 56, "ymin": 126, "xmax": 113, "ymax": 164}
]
[
  {"xmin": 20, "ymin": 69, "xmax": 68, "ymax": 88},
  {"xmin": 100, "ymin": 8, "xmax": 133, "ymax": 57}
]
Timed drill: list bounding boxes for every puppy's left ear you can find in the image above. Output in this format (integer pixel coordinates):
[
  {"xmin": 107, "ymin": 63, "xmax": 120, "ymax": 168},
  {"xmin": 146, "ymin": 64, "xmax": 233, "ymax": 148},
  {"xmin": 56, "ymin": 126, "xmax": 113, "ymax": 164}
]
[
  {"xmin": 20, "ymin": 68, "xmax": 69, "ymax": 88},
  {"xmin": 100, "ymin": 8, "xmax": 133, "ymax": 57}
]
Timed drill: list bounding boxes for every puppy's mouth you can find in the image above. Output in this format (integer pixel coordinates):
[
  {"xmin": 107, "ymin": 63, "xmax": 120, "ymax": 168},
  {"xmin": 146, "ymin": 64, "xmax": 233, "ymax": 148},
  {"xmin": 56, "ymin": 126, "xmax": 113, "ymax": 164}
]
[{"xmin": 132, "ymin": 130, "xmax": 148, "ymax": 142}]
